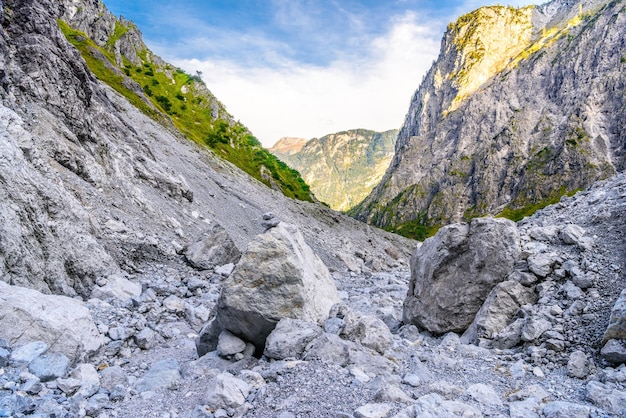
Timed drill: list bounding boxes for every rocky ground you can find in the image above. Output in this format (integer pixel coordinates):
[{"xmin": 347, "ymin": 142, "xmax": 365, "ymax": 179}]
[{"xmin": 1, "ymin": 173, "xmax": 625, "ymax": 418}]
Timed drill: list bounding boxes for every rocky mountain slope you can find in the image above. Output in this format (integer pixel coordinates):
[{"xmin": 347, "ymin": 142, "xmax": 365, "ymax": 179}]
[
  {"xmin": 0, "ymin": 0, "xmax": 412, "ymax": 297},
  {"xmin": 270, "ymin": 129, "xmax": 398, "ymax": 212},
  {"xmin": 352, "ymin": 0, "xmax": 626, "ymax": 239},
  {"xmin": 56, "ymin": 0, "xmax": 312, "ymax": 202}
]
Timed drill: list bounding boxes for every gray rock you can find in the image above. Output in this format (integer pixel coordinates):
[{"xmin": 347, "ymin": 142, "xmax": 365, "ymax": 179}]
[
  {"xmin": 521, "ymin": 318, "xmax": 551, "ymax": 342},
  {"xmin": 375, "ymin": 385, "xmax": 413, "ymax": 403},
  {"xmin": 508, "ymin": 384, "xmax": 550, "ymax": 402},
  {"xmin": 56, "ymin": 377, "xmax": 82, "ymax": 396},
  {"xmin": 404, "ymin": 218, "xmax": 520, "ymax": 334},
  {"xmin": 0, "ymin": 282, "xmax": 105, "ymax": 363},
  {"xmin": 99, "ymin": 365, "xmax": 128, "ymax": 392},
  {"xmin": 561, "ymin": 281, "xmax": 585, "ymax": 301},
  {"xmin": 603, "ymin": 288, "xmax": 626, "ymax": 342},
  {"xmin": 567, "ymin": 350, "xmax": 589, "ymax": 379},
  {"xmin": 559, "ymin": 224, "xmax": 589, "ymax": 248},
  {"xmin": 600, "ymin": 339, "xmax": 626, "ymax": 365},
  {"xmin": 162, "ymin": 295, "xmax": 185, "ymax": 313},
  {"xmin": 21, "ymin": 378, "xmax": 43, "ymax": 395},
  {"xmin": 134, "ymin": 327, "xmax": 158, "ymax": 350},
  {"xmin": 395, "ymin": 393, "xmax": 481, "ymax": 418},
  {"xmin": 185, "ymin": 224, "xmax": 241, "ymax": 271},
  {"xmin": 214, "ymin": 263, "xmax": 235, "ymax": 277},
  {"xmin": 527, "ymin": 253, "xmax": 554, "ymax": 278},
  {"xmin": 354, "ymin": 403, "xmax": 393, "ymax": 418},
  {"xmin": 303, "ymin": 333, "xmax": 351, "ymax": 367},
  {"xmin": 90, "ymin": 274, "xmax": 142, "ymax": 302},
  {"xmin": 462, "ymin": 280, "xmax": 536, "ymax": 344},
  {"xmin": 492, "ymin": 318, "xmax": 526, "ymax": 349},
  {"xmin": 215, "ymin": 223, "xmax": 340, "ymax": 350},
  {"xmin": 205, "ymin": 372, "xmax": 251, "ymax": 410},
  {"xmin": 528, "ymin": 226, "xmax": 560, "ymax": 242},
  {"xmin": 324, "ymin": 317, "xmax": 346, "ymax": 335},
  {"xmin": 466, "ymin": 383, "xmax": 502, "ymax": 406},
  {"xmin": 70, "ymin": 363, "xmax": 101, "ymax": 398},
  {"xmin": 264, "ymin": 318, "xmax": 322, "ymax": 360},
  {"xmin": 586, "ymin": 381, "xmax": 626, "ymax": 415},
  {"xmin": 341, "ymin": 310, "xmax": 393, "ymax": 354},
  {"xmin": 28, "ymin": 353, "xmax": 70, "ymax": 382},
  {"xmin": 10, "ymin": 341, "xmax": 48, "ymax": 365},
  {"xmin": 542, "ymin": 401, "xmax": 591, "ymax": 418},
  {"xmin": 134, "ymin": 358, "xmax": 181, "ymax": 393},
  {"xmin": 217, "ymin": 330, "xmax": 247, "ymax": 358}
]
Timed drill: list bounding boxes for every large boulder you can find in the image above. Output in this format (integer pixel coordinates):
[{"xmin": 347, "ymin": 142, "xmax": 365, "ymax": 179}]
[
  {"xmin": 184, "ymin": 223, "xmax": 241, "ymax": 271},
  {"xmin": 0, "ymin": 282, "xmax": 105, "ymax": 363},
  {"xmin": 403, "ymin": 218, "xmax": 520, "ymax": 334},
  {"xmin": 208, "ymin": 223, "xmax": 340, "ymax": 351}
]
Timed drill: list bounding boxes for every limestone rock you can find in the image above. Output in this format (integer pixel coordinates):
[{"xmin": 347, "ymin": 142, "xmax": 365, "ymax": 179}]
[
  {"xmin": 134, "ymin": 358, "xmax": 181, "ymax": 393},
  {"xmin": 603, "ymin": 288, "xmax": 626, "ymax": 342},
  {"xmin": 185, "ymin": 224, "xmax": 241, "ymax": 271},
  {"xmin": 403, "ymin": 218, "xmax": 520, "ymax": 334},
  {"xmin": 217, "ymin": 330, "xmax": 247, "ymax": 358},
  {"xmin": 264, "ymin": 318, "xmax": 323, "ymax": 360},
  {"xmin": 586, "ymin": 381, "xmax": 626, "ymax": 415},
  {"xmin": 466, "ymin": 383, "xmax": 502, "ymax": 406},
  {"xmin": 354, "ymin": 403, "xmax": 393, "ymax": 418},
  {"xmin": 205, "ymin": 373, "xmax": 251, "ymax": 410},
  {"xmin": 542, "ymin": 401, "xmax": 591, "ymax": 418},
  {"xmin": 566, "ymin": 351, "xmax": 589, "ymax": 379},
  {"xmin": 0, "ymin": 282, "xmax": 105, "ymax": 363},
  {"xmin": 521, "ymin": 318, "xmax": 551, "ymax": 342},
  {"xmin": 302, "ymin": 333, "xmax": 351, "ymax": 367},
  {"xmin": 28, "ymin": 353, "xmax": 70, "ymax": 382},
  {"xmin": 462, "ymin": 280, "xmax": 536, "ymax": 344},
  {"xmin": 600, "ymin": 339, "xmax": 626, "ymax": 365},
  {"xmin": 70, "ymin": 363, "xmax": 101, "ymax": 398},
  {"xmin": 395, "ymin": 393, "xmax": 481, "ymax": 418},
  {"xmin": 215, "ymin": 223, "xmax": 341, "ymax": 350},
  {"xmin": 90, "ymin": 274, "xmax": 142, "ymax": 302}
]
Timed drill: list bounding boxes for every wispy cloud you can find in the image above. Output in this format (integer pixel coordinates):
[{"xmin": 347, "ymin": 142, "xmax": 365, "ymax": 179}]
[{"xmin": 172, "ymin": 11, "xmax": 441, "ymax": 147}]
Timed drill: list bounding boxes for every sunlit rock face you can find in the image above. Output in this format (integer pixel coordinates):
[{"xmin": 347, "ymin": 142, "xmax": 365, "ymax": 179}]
[
  {"xmin": 353, "ymin": 0, "xmax": 625, "ymax": 237},
  {"xmin": 271, "ymin": 129, "xmax": 398, "ymax": 212}
]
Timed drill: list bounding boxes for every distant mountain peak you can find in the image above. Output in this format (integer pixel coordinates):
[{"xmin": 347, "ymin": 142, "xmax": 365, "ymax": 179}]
[{"xmin": 269, "ymin": 137, "xmax": 308, "ymax": 155}]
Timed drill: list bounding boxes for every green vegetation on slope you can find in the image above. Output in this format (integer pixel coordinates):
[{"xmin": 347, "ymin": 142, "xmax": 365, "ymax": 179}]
[{"xmin": 58, "ymin": 20, "xmax": 312, "ymax": 202}]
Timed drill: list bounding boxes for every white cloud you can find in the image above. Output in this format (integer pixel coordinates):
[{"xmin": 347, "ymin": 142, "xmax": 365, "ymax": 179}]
[{"xmin": 172, "ymin": 12, "xmax": 440, "ymax": 147}]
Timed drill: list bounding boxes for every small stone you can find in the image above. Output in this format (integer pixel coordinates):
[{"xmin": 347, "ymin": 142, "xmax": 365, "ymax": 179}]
[
  {"xmin": 28, "ymin": 353, "xmax": 70, "ymax": 382},
  {"xmin": 323, "ymin": 317, "xmax": 345, "ymax": 335},
  {"xmin": 205, "ymin": 372, "xmax": 251, "ymax": 410},
  {"xmin": 354, "ymin": 403, "xmax": 393, "ymax": 418},
  {"xmin": 600, "ymin": 339, "xmax": 626, "ymax": 365},
  {"xmin": 163, "ymin": 295, "xmax": 185, "ymax": 313},
  {"xmin": 567, "ymin": 351, "xmax": 589, "ymax": 379},
  {"xmin": 521, "ymin": 318, "xmax": 551, "ymax": 342},
  {"xmin": 533, "ymin": 367, "xmax": 545, "ymax": 378},
  {"xmin": 21, "ymin": 378, "xmax": 43, "ymax": 395},
  {"xmin": 543, "ymin": 401, "xmax": 591, "ymax": 418},
  {"xmin": 135, "ymin": 327, "xmax": 158, "ymax": 350},
  {"xmin": 374, "ymin": 385, "xmax": 412, "ymax": 403},
  {"xmin": 0, "ymin": 347, "xmax": 9, "ymax": 367},
  {"xmin": 466, "ymin": 383, "xmax": 502, "ymax": 406},
  {"xmin": 71, "ymin": 363, "xmax": 101, "ymax": 398},
  {"xmin": 217, "ymin": 330, "xmax": 247, "ymax": 358},
  {"xmin": 527, "ymin": 253, "xmax": 554, "ymax": 278},
  {"xmin": 134, "ymin": 358, "xmax": 180, "ymax": 393},
  {"xmin": 56, "ymin": 377, "xmax": 82, "ymax": 396},
  {"xmin": 402, "ymin": 374, "xmax": 422, "ymax": 387},
  {"xmin": 215, "ymin": 263, "xmax": 235, "ymax": 276}
]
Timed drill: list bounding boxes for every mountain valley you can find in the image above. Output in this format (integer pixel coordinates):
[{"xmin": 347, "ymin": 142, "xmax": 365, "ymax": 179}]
[{"xmin": 0, "ymin": 0, "xmax": 624, "ymax": 417}]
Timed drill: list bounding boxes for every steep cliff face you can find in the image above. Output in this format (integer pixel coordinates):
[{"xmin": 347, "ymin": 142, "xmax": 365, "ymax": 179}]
[
  {"xmin": 271, "ymin": 129, "xmax": 398, "ymax": 212},
  {"xmin": 353, "ymin": 0, "xmax": 626, "ymax": 239},
  {"xmin": 0, "ymin": 0, "xmax": 413, "ymax": 296}
]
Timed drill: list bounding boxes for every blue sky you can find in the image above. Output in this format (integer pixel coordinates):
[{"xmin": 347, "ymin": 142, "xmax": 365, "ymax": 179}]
[{"xmin": 104, "ymin": 0, "xmax": 538, "ymax": 146}]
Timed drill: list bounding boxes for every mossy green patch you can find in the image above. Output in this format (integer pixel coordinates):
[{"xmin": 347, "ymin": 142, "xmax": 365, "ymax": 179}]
[
  {"xmin": 496, "ymin": 187, "xmax": 580, "ymax": 222},
  {"xmin": 58, "ymin": 19, "xmax": 312, "ymax": 202}
]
